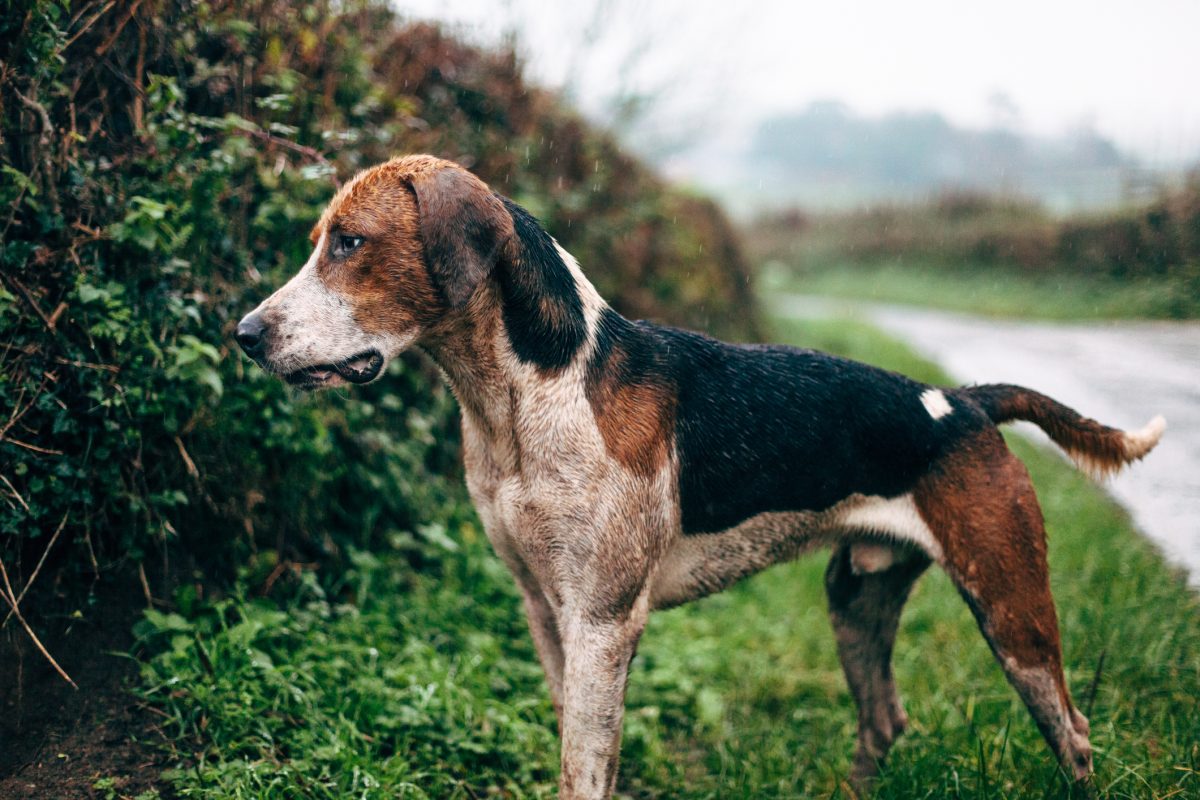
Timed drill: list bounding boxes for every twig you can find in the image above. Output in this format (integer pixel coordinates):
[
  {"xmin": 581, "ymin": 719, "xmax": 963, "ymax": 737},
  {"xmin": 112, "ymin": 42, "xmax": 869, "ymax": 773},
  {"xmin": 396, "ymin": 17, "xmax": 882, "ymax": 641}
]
[
  {"xmin": 229, "ymin": 127, "xmax": 341, "ymax": 189},
  {"xmin": 0, "ymin": 556, "xmax": 78, "ymax": 689},
  {"xmin": 1084, "ymin": 648, "xmax": 1107, "ymax": 718},
  {"xmin": 137, "ymin": 561, "xmax": 153, "ymax": 608},
  {"xmin": 260, "ymin": 560, "xmax": 290, "ymax": 596},
  {"xmin": 1, "ymin": 511, "xmax": 68, "ymax": 628},
  {"xmin": 141, "ymin": 704, "xmax": 172, "ymax": 720},
  {"xmin": 173, "ymin": 435, "xmax": 199, "ymax": 479},
  {"xmin": 11, "ymin": 85, "xmax": 52, "ymax": 148},
  {"xmin": 47, "ymin": 302, "xmax": 68, "ymax": 328},
  {"xmin": 82, "ymin": 525, "xmax": 100, "ymax": 576},
  {"xmin": 7, "ymin": 277, "xmax": 60, "ymax": 334},
  {"xmin": 133, "ymin": 12, "xmax": 145, "ymax": 130},
  {"xmin": 51, "ymin": 355, "xmax": 119, "ymax": 373},
  {"xmin": 5, "ymin": 439, "xmax": 64, "ymax": 456},
  {"xmin": 10, "ymin": 84, "xmax": 61, "ymax": 217},
  {"xmin": 93, "ymin": 0, "xmax": 143, "ymax": 58},
  {"xmin": 0, "ymin": 383, "xmax": 36, "ymax": 441},
  {"xmin": 71, "ymin": 220, "xmax": 105, "ymax": 239},
  {"xmin": 61, "ymin": 1, "xmax": 116, "ymax": 53},
  {"xmin": 0, "ymin": 473, "xmax": 30, "ymax": 513},
  {"xmin": 1, "ymin": 386, "xmax": 26, "ymax": 438}
]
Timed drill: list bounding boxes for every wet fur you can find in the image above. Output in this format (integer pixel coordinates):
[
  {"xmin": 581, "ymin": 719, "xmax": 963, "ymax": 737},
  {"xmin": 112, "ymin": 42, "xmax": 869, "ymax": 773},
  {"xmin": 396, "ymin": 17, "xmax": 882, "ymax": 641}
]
[{"xmin": 238, "ymin": 156, "xmax": 1164, "ymax": 799}]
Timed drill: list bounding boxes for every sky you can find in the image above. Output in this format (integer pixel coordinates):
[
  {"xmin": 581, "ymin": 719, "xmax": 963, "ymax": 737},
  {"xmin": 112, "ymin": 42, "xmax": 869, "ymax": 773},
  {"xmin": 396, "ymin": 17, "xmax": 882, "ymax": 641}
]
[{"xmin": 395, "ymin": 0, "xmax": 1200, "ymax": 168}]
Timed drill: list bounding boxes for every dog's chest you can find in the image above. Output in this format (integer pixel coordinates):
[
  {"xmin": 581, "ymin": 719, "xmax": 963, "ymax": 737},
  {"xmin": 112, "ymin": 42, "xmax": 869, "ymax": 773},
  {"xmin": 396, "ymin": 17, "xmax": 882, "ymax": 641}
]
[
  {"xmin": 459, "ymin": 380, "xmax": 678, "ymax": 593},
  {"xmin": 460, "ymin": 383, "xmax": 617, "ymax": 535}
]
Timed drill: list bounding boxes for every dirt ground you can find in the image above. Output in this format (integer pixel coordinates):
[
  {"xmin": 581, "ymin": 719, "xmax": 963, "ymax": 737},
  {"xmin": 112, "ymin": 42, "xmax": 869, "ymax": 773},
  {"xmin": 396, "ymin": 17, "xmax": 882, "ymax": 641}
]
[{"xmin": 0, "ymin": 580, "xmax": 169, "ymax": 799}]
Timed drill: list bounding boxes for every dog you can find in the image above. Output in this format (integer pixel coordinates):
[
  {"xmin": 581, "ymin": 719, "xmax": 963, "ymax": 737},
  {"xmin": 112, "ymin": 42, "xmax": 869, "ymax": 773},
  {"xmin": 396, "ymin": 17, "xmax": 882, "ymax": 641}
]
[{"xmin": 235, "ymin": 155, "xmax": 1164, "ymax": 799}]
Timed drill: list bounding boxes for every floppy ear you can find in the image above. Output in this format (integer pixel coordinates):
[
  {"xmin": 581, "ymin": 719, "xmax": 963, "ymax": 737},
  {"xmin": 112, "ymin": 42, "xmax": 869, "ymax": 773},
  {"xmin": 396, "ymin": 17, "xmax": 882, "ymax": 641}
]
[{"xmin": 408, "ymin": 165, "xmax": 514, "ymax": 308}]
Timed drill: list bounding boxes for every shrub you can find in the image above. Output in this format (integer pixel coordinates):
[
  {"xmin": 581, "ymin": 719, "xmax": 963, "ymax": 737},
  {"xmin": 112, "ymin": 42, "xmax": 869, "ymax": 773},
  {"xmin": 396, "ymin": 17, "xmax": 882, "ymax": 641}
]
[{"xmin": 0, "ymin": 0, "xmax": 759, "ymax": 605}]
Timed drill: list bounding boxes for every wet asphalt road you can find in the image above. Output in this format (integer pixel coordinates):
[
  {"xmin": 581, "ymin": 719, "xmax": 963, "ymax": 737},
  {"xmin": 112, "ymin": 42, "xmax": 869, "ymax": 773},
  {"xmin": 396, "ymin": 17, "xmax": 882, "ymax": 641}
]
[{"xmin": 781, "ymin": 296, "xmax": 1200, "ymax": 586}]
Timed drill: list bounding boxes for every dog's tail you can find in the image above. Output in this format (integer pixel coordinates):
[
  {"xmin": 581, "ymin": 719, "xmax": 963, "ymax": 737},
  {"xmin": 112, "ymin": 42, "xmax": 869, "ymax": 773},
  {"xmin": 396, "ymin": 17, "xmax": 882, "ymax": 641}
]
[{"xmin": 962, "ymin": 383, "xmax": 1165, "ymax": 479}]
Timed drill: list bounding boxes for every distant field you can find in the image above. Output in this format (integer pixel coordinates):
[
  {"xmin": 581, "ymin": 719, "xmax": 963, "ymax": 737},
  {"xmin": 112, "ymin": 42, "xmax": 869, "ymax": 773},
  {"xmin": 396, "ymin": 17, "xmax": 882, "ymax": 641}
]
[
  {"xmin": 746, "ymin": 185, "xmax": 1200, "ymax": 321},
  {"xmin": 132, "ymin": 315, "xmax": 1200, "ymax": 799},
  {"xmin": 761, "ymin": 258, "xmax": 1197, "ymax": 321}
]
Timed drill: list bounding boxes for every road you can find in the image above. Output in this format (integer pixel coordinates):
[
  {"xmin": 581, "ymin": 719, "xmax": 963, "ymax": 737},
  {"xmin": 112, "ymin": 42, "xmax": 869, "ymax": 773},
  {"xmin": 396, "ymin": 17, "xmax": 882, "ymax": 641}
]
[{"xmin": 781, "ymin": 296, "xmax": 1200, "ymax": 586}]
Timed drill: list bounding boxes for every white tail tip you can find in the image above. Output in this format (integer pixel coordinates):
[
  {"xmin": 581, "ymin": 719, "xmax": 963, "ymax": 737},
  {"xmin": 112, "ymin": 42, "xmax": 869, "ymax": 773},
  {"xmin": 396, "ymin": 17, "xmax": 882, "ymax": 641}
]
[
  {"xmin": 1069, "ymin": 414, "xmax": 1165, "ymax": 480},
  {"xmin": 1123, "ymin": 414, "xmax": 1166, "ymax": 461}
]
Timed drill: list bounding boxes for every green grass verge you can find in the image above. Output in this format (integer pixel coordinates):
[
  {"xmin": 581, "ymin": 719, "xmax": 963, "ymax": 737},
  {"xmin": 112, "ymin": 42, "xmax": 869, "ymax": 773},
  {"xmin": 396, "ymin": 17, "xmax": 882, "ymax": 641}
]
[
  {"xmin": 134, "ymin": 318, "xmax": 1200, "ymax": 799},
  {"xmin": 761, "ymin": 258, "xmax": 1200, "ymax": 321}
]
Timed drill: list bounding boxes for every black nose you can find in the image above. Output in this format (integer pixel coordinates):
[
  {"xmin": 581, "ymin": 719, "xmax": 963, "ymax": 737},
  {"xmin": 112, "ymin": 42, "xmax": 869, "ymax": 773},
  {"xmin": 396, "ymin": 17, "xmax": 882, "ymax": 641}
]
[{"xmin": 235, "ymin": 311, "xmax": 268, "ymax": 357}]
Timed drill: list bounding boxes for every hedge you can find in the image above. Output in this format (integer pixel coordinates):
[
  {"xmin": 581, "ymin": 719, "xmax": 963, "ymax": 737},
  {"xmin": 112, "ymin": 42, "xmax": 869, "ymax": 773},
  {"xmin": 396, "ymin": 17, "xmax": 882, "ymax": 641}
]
[{"xmin": 0, "ymin": 0, "xmax": 760, "ymax": 605}]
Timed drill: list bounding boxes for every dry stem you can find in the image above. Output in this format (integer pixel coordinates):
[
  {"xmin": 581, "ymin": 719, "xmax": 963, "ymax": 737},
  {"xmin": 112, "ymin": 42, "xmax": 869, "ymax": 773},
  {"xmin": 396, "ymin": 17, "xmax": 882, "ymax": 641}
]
[{"xmin": 0, "ymin": 556, "xmax": 78, "ymax": 689}]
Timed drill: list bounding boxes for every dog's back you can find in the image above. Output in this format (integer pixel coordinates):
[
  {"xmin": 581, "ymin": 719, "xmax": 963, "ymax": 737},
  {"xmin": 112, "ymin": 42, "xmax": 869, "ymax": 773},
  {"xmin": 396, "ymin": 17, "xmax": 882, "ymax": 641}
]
[{"xmin": 643, "ymin": 320, "xmax": 990, "ymax": 533}]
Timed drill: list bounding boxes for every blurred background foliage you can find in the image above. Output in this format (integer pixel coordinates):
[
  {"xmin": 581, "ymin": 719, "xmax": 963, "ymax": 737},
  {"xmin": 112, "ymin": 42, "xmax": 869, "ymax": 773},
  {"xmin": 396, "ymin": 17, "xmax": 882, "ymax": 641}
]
[
  {"xmin": 749, "ymin": 182, "xmax": 1200, "ymax": 319},
  {"xmin": 0, "ymin": 0, "xmax": 760, "ymax": 602}
]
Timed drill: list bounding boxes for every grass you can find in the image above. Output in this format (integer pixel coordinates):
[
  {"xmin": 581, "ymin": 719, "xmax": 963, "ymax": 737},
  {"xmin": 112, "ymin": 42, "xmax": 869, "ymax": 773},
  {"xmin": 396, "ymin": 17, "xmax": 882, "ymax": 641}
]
[
  {"xmin": 132, "ymin": 317, "xmax": 1200, "ymax": 799},
  {"xmin": 760, "ymin": 258, "xmax": 1200, "ymax": 321}
]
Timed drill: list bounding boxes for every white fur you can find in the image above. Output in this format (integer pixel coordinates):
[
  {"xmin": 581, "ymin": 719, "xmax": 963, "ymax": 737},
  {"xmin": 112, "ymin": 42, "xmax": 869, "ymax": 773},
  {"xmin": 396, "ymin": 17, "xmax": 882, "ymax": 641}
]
[
  {"xmin": 1123, "ymin": 414, "xmax": 1166, "ymax": 460},
  {"xmin": 834, "ymin": 493, "xmax": 944, "ymax": 562},
  {"xmin": 556, "ymin": 242, "xmax": 608, "ymax": 355},
  {"xmin": 1069, "ymin": 413, "xmax": 1167, "ymax": 479},
  {"xmin": 920, "ymin": 388, "xmax": 953, "ymax": 420},
  {"xmin": 850, "ymin": 543, "xmax": 900, "ymax": 574},
  {"xmin": 252, "ymin": 231, "xmax": 420, "ymax": 374}
]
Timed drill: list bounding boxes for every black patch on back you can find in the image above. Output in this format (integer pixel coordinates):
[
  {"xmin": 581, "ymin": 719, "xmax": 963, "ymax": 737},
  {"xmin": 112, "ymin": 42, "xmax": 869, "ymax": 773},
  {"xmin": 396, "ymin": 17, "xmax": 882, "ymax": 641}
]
[
  {"xmin": 497, "ymin": 197, "xmax": 587, "ymax": 371},
  {"xmin": 642, "ymin": 324, "xmax": 988, "ymax": 534},
  {"xmin": 588, "ymin": 307, "xmax": 669, "ymax": 389}
]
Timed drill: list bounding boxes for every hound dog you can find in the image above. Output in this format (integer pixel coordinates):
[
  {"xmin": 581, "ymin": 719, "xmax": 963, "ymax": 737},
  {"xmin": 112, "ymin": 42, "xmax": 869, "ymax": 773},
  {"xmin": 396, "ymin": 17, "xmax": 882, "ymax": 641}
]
[{"xmin": 236, "ymin": 155, "xmax": 1164, "ymax": 798}]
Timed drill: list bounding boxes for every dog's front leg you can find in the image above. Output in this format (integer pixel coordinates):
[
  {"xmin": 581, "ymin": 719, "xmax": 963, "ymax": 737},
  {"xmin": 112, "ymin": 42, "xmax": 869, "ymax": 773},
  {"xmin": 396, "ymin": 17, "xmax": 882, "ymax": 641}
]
[
  {"xmin": 558, "ymin": 596, "xmax": 649, "ymax": 799},
  {"xmin": 519, "ymin": 585, "xmax": 566, "ymax": 726}
]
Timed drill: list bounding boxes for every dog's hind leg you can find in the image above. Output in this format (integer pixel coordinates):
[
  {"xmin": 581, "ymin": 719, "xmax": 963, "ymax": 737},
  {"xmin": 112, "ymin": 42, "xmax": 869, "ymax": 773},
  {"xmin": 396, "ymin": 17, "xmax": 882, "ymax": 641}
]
[
  {"xmin": 914, "ymin": 430, "xmax": 1093, "ymax": 783},
  {"xmin": 825, "ymin": 543, "xmax": 930, "ymax": 788}
]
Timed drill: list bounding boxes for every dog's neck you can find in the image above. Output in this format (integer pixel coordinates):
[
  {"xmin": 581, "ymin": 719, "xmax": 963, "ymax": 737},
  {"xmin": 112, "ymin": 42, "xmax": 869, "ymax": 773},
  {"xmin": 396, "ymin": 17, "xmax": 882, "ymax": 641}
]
[
  {"xmin": 419, "ymin": 282, "xmax": 515, "ymax": 436},
  {"xmin": 418, "ymin": 247, "xmax": 606, "ymax": 442}
]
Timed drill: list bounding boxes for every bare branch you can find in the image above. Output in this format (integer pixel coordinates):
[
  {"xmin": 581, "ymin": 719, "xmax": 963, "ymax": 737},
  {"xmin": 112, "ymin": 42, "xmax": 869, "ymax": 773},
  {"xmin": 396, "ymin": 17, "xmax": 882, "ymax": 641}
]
[
  {"xmin": 0, "ymin": 556, "xmax": 78, "ymax": 689},
  {"xmin": 0, "ymin": 473, "xmax": 29, "ymax": 513},
  {"xmin": 1, "ymin": 512, "xmax": 69, "ymax": 628}
]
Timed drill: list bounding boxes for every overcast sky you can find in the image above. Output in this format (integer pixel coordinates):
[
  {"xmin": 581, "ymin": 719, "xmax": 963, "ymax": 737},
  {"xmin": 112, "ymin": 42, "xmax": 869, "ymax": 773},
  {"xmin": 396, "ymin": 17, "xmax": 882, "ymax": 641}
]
[{"xmin": 396, "ymin": 0, "xmax": 1200, "ymax": 168}]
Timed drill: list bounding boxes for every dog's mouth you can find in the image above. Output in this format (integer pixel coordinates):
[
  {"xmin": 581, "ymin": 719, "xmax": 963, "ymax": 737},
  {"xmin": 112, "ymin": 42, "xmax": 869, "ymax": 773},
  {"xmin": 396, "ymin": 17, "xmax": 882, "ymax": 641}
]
[{"xmin": 283, "ymin": 350, "xmax": 384, "ymax": 389}]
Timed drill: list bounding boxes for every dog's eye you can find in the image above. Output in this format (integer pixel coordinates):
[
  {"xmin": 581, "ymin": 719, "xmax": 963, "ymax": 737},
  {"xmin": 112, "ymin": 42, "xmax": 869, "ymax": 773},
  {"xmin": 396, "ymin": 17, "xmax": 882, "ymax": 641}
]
[{"xmin": 334, "ymin": 234, "xmax": 364, "ymax": 256}]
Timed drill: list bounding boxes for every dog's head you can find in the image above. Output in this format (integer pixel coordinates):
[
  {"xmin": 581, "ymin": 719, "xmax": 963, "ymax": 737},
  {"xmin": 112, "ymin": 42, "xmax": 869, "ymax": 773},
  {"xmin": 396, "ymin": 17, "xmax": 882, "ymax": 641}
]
[{"xmin": 235, "ymin": 155, "xmax": 513, "ymax": 389}]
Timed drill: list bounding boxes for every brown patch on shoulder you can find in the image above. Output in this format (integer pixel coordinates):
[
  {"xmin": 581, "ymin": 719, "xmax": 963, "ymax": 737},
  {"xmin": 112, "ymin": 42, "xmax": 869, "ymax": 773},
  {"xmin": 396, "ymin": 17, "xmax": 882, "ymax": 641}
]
[
  {"xmin": 585, "ymin": 309, "xmax": 675, "ymax": 477},
  {"xmin": 591, "ymin": 378, "xmax": 674, "ymax": 477},
  {"xmin": 912, "ymin": 429, "xmax": 1064, "ymax": 674}
]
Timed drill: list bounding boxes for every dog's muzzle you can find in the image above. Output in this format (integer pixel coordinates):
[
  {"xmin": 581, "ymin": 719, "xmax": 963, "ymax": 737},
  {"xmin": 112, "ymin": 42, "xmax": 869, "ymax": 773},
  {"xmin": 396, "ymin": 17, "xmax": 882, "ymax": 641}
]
[{"xmin": 234, "ymin": 311, "xmax": 384, "ymax": 389}]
